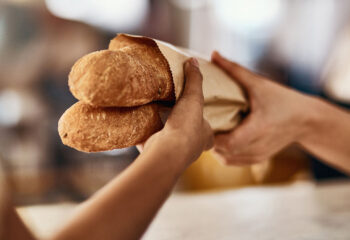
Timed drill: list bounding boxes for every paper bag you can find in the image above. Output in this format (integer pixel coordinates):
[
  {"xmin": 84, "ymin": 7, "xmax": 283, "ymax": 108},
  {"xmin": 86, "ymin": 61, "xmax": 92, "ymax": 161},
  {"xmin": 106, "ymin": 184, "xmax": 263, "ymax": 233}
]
[
  {"xmin": 116, "ymin": 34, "xmax": 272, "ymax": 186},
  {"xmin": 119, "ymin": 34, "xmax": 248, "ymax": 132}
]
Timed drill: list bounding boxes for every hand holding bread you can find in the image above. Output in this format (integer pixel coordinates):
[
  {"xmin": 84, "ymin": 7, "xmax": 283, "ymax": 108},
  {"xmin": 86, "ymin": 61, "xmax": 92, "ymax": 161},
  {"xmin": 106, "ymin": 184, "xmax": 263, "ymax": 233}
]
[
  {"xmin": 137, "ymin": 58, "xmax": 214, "ymax": 167},
  {"xmin": 58, "ymin": 34, "xmax": 247, "ymax": 152}
]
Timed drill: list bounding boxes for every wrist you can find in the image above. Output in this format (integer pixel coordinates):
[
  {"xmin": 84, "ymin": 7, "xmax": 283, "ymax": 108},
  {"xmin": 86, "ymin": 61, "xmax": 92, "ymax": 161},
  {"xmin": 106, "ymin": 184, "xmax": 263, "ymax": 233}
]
[
  {"xmin": 297, "ymin": 95, "xmax": 325, "ymax": 146},
  {"xmin": 141, "ymin": 133, "xmax": 192, "ymax": 174},
  {"xmin": 156, "ymin": 134, "xmax": 194, "ymax": 167}
]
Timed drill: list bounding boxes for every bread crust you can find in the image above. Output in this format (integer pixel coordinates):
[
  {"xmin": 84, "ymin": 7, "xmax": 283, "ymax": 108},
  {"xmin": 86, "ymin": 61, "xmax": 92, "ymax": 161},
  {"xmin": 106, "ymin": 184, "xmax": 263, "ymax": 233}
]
[
  {"xmin": 58, "ymin": 102, "xmax": 162, "ymax": 152},
  {"xmin": 61, "ymin": 34, "xmax": 176, "ymax": 152},
  {"xmin": 68, "ymin": 35, "xmax": 175, "ymax": 107}
]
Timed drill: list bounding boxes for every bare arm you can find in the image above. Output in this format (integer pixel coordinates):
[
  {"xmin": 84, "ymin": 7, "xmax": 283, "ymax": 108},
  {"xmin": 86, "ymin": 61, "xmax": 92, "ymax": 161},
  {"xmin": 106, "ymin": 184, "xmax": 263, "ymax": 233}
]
[
  {"xmin": 50, "ymin": 57, "xmax": 213, "ymax": 240},
  {"xmin": 211, "ymin": 51, "xmax": 350, "ymax": 174},
  {"xmin": 298, "ymin": 97, "xmax": 350, "ymax": 173},
  {"xmin": 51, "ymin": 140, "xmax": 189, "ymax": 240},
  {"xmin": 2, "ymin": 58, "xmax": 213, "ymax": 240},
  {"xmin": 3, "ymin": 207, "xmax": 36, "ymax": 240}
]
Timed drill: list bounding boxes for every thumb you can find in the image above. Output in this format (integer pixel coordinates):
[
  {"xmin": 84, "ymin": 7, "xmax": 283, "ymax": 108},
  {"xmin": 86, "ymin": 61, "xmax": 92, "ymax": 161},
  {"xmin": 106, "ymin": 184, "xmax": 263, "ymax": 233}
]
[
  {"xmin": 203, "ymin": 119, "xmax": 214, "ymax": 150},
  {"xmin": 181, "ymin": 57, "xmax": 204, "ymax": 103},
  {"xmin": 211, "ymin": 51, "xmax": 259, "ymax": 89}
]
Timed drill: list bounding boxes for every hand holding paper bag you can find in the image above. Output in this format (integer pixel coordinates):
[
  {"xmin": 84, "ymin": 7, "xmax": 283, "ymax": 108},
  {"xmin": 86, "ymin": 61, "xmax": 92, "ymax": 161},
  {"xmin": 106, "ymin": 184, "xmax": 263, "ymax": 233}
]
[{"xmin": 212, "ymin": 52, "xmax": 314, "ymax": 166}]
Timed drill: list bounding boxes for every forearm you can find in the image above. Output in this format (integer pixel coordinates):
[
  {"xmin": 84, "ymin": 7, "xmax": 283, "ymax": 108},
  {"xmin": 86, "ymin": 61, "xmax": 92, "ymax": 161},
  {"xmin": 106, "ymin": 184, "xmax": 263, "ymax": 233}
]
[
  {"xmin": 52, "ymin": 139, "xmax": 188, "ymax": 240},
  {"xmin": 52, "ymin": 57, "xmax": 209, "ymax": 240},
  {"xmin": 299, "ymin": 97, "xmax": 350, "ymax": 173},
  {"xmin": 3, "ymin": 206, "xmax": 36, "ymax": 240}
]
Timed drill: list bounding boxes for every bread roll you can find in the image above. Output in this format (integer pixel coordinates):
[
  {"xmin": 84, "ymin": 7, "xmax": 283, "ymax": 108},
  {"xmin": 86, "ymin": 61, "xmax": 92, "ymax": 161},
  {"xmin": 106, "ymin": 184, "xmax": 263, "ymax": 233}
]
[
  {"xmin": 58, "ymin": 102, "xmax": 162, "ymax": 152},
  {"xmin": 68, "ymin": 35, "xmax": 175, "ymax": 107}
]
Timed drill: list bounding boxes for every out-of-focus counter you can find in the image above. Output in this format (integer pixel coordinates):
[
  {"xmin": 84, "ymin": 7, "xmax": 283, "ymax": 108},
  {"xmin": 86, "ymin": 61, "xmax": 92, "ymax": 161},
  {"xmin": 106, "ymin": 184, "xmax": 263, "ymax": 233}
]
[{"xmin": 18, "ymin": 180, "xmax": 350, "ymax": 240}]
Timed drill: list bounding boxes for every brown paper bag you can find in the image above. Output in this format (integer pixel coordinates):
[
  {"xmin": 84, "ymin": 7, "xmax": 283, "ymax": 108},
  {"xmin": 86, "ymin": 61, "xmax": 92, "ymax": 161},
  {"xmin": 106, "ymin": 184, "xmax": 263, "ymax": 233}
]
[
  {"xmin": 119, "ymin": 34, "xmax": 247, "ymax": 132},
  {"xmin": 156, "ymin": 39, "xmax": 248, "ymax": 131},
  {"xmin": 118, "ymin": 34, "xmax": 272, "ymax": 188}
]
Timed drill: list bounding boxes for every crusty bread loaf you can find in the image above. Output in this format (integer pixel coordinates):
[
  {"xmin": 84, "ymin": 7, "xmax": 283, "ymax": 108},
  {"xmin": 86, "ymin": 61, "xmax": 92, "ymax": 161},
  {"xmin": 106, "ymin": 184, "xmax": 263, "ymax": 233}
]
[
  {"xmin": 58, "ymin": 101, "xmax": 162, "ymax": 152},
  {"xmin": 60, "ymin": 34, "xmax": 175, "ymax": 152},
  {"xmin": 68, "ymin": 35, "xmax": 175, "ymax": 107}
]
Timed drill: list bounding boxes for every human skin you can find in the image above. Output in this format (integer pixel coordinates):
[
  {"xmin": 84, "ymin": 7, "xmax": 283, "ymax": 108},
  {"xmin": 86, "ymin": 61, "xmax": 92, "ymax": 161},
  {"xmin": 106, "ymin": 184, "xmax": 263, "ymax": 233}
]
[
  {"xmin": 212, "ymin": 51, "xmax": 350, "ymax": 174},
  {"xmin": 2, "ymin": 58, "xmax": 213, "ymax": 240}
]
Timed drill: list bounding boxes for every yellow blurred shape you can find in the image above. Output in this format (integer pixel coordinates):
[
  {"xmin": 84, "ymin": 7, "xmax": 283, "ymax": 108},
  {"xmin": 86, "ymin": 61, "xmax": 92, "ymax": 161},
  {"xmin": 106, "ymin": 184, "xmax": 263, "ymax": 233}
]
[
  {"xmin": 180, "ymin": 147, "xmax": 310, "ymax": 191},
  {"xmin": 181, "ymin": 151, "xmax": 256, "ymax": 190}
]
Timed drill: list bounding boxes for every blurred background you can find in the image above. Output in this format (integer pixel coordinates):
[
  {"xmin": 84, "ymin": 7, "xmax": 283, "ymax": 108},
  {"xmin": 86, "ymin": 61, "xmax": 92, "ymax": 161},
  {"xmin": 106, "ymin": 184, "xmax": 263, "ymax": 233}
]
[{"xmin": 1, "ymin": 0, "xmax": 350, "ymax": 206}]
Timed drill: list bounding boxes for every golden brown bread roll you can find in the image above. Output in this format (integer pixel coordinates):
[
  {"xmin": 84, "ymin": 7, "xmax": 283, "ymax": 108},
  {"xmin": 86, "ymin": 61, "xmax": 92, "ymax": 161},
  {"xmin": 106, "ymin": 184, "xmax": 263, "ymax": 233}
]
[
  {"xmin": 68, "ymin": 35, "xmax": 175, "ymax": 107},
  {"xmin": 58, "ymin": 101, "xmax": 162, "ymax": 152}
]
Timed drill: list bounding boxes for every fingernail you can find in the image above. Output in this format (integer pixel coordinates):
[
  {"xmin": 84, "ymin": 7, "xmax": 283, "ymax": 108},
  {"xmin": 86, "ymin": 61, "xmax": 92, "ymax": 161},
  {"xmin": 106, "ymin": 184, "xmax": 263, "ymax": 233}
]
[
  {"xmin": 190, "ymin": 58, "xmax": 199, "ymax": 67},
  {"xmin": 212, "ymin": 51, "xmax": 220, "ymax": 58}
]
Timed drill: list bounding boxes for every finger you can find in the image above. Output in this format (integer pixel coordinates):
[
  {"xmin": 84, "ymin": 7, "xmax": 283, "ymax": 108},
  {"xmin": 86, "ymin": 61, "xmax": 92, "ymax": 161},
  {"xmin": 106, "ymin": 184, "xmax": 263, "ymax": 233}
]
[
  {"xmin": 166, "ymin": 58, "xmax": 204, "ymax": 126},
  {"xmin": 136, "ymin": 143, "xmax": 145, "ymax": 153},
  {"xmin": 214, "ymin": 128, "xmax": 274, "ymax": 165},
  {"xmin": 214, "ymin": 112, "xmax": 258, "ymax": 153},
  {"xmin": 203, "ymin": 119, "xmax": 214, "ymax": 150},
  {"xmin": 212, "ymin": 148, "xmax": 264, "ymax": 166},
  {"xmin": 211, "ymin": 51, "xmax": 258, "ymax": 89},
  {"xmin": 214, "ymin": 133, "xmax": 233, "ymax": 153},
  {"xmin": 211, "ymin": 148, "xmax": 239, "ymax": 166},
  {"xmin": 181, "ymin": 58, "xmax": 204, "ymax": 105},
  {"xmin": 210, "ymin": 148, "xmax": 230, "ymax": 165},
  {"xmin": 214, "ymin": 132, "xmax": 258, "ymax": 158},
  {"xmin": 214, "ymin": 129, "xmax": 254, "ymax": 153}
]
